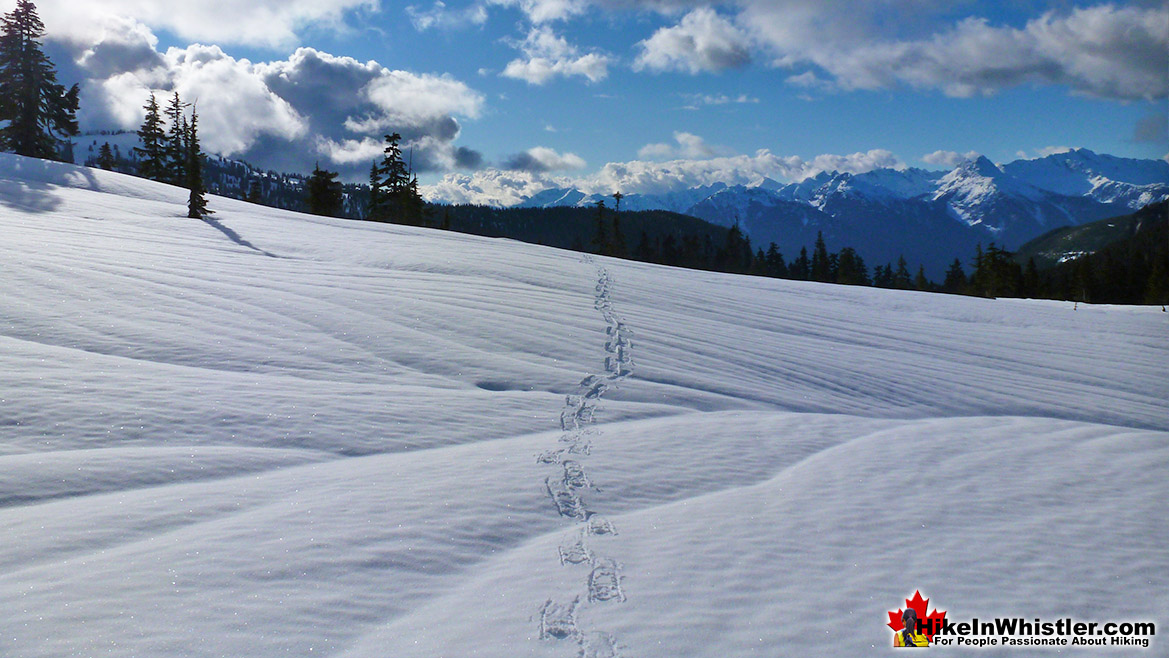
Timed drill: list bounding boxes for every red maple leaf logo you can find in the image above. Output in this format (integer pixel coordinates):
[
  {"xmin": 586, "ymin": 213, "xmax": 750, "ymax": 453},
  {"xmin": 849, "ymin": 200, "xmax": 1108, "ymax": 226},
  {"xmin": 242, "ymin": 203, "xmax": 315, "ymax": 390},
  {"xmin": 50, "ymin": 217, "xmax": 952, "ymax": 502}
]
[{"xmin": 887, "ymin": 590, "xmax": 947, "ymax": 642}]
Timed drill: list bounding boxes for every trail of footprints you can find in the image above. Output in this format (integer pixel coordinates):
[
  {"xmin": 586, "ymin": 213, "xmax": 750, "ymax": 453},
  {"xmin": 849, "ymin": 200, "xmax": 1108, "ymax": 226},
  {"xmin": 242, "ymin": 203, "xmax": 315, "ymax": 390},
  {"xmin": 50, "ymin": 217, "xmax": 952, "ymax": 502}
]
[{"xmin": 537, "ymin": 259, "xmax": 633, "ymax": 658}]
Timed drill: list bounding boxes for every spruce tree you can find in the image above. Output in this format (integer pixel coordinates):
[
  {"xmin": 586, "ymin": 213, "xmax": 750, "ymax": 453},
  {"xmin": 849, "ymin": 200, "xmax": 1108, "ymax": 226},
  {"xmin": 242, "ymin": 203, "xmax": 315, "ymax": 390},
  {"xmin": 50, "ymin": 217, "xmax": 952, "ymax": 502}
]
[
  {"xmin": 369, "ymin": 133, "xmax": 423, "ymax": 224},
  {"xmin": 1023, "ymin": 258, "xmax": 1040, "ymax": 298},
  {"xmin": 791, "ymin": 247, "xmax": 810, "ymax": 280},
  {"xmin": 0, "ymin": 0, "xmax": 79, "ymax": 159},
  {"xmin": 164, "ymin": 91, "xmax": 187, "ymax": 184},
  {"xmin": 633, "ymin": 230, "xmax": 655, "ymax": 262},
  {"xmin": 765, "ymin": 242, "xmax": 786, "ymax": 278},
  {"xmin": 591, "ymin": 199, "xmax": 609, "ymax": 254},
  {"xmin": 96, "ymin": 142, "xmax": 114, "ymax": 170},
  {"xmin": 893, "ymin": 255, "xmax": 912, "ymax": 289},
  {"xmin": 836, "ymin": 247, "xmax": 868, "ymax": 285},
  {"xmin": 914, "ymin": 265, "xmax": 929, "ymax": 291},
  {"xmin": 245, "ymin": 178, "xmax": 262, "ymax": 204},
  {"xmin": 185, "ymin": 109, "xmax": 209, "ymax": 218},
  {"xmin": 306, "ymin": 162, "xmax": 343, "ymax": 217},
  {"xmin": 367, "ymin": 161, "xmax": 382, "ymax": 220},
  {"xmin": 1145, "ymin": 253, "xmax": 1168, "ymax": 306},
  {"xmin": 611, "ymin": 213, "xmax": 627, "ymax": 258},
  {"xmin": 810, "ymin": 231, "xmax": 831, "ymax": 282},
  {"xmin": 943, "ymin": 258, "xmax": 967, "ymax": 293},
  {"xmin": 135, "ymin": 93, "xmax": 166, "ymax": 181}
]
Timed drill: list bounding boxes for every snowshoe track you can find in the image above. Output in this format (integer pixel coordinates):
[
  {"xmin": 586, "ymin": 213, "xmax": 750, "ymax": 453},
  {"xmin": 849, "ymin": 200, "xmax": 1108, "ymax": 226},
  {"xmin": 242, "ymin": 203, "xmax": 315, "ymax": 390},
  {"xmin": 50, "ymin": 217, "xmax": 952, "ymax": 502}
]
[{"xmin": 537, "ymin": 257, "xmax": 632, "ymax": 657}]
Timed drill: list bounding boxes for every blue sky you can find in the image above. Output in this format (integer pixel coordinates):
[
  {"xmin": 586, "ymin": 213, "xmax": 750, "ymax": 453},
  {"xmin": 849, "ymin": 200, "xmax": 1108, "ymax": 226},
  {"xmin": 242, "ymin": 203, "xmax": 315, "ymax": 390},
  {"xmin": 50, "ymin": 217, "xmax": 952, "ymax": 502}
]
[{"xmin": 22, "ymin": 0, "xmax": 1169, "ymax": 203}]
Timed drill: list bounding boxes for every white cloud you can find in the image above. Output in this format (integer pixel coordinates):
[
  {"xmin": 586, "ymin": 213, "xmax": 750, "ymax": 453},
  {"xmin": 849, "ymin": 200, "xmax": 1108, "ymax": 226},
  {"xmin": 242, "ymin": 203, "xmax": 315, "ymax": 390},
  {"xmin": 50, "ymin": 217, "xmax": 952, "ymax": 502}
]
[
  {"xmin": 501, "ymin": 26, "xmax": 611, "ymax": 84},
  {"xmin": 800, "ymin": 149, "xmax": 905, "ymax": 177},
  {"xmin": 922, "ymin": 150, "xmax": 981, "ymax": 168},
  {"xmin": 87, "ymin": 44, "xmax": 309, "ymax": 157},
  {"xmin": 422, "ymin": 169, "xmax": 569, "ymax": 205},
  {"xmin": 638, "ymin": 132, "xmax": 723, "ymax": 160},
  {"xmin": 424, "ymin": 146, "xmax": 909, "ymax": 204},
  {"xmin": 681, "ymin": 92, "xmax": 760, "ymax": 106},
  {"xmin": 36, "ymin": 0, "xmax": 375, "ymax": 50},
  {"xmin": 1010, "ymin": 145, "xmax": 1077, "ymax": 161},
  {"xmin": 64, "ymin": 19, "xmax": 486, "ymax": 176},
  {"xmin": 743, "ymin": 2, "xmax": 1169, "ymax": 101},
  {"xmin": 362, "ymin": 70, "xmax": 485, "ymax": 125},
  {"xmin": 313, "ymin": 136, "xmax": 385, "ymax": 165},
  {"xmin": 487, "ymin": 0, "xmax": 589, "ymax": 23},
  {"xmin": 503, "ymin": 146, "xmax": 587, "ymax": 171},
  {"xmin": 634, "ymin": 7, "xmax": 752, "ymax": 74},
  {"xmin": 406, "ymin": 1, "xmax": 489, "ymax": 31}
]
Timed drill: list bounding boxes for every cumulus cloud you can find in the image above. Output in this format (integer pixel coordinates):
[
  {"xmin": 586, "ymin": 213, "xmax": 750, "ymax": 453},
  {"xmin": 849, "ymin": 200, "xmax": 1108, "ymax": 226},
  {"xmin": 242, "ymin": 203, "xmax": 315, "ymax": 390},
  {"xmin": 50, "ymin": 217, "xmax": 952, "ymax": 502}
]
[
  {"xmin": 743, "ymin": 2, "xmax": 1169, "ymax": 100},
  {"xmin": 407, "ymin": 1, "xmax": 489, "ymax": 31},
  {"xmin": 922, "ymin": 150, "xmax": 982, "ymax": 168},
  {"xmin": 422, "ymin": 169, "xmax": 569, "ymax": 205},
  {"xmin": 487, "ymin": 0, "xmax": 590, "ymax": 23},
  {"xmin": 60, "ymin": 16, "xmax": 486, "ymax": 178},
  {"xmin": 502, "ymin": 26, "xmax": 611, "ymax": 84},
  {"xmin": 34, "ymin": 0, "xmax": 375, "ymax": 50},
  {"xmin": 503, "ymin": 146, "xmax": 587, "ymax": 172},
  {"xmin": 637, "ymin": 132, "xmax": 724, "ymax": 160},
  {"xmin": 634, "ymin": 7, "xmax": 752, "ymax": 74},
  {"xmin": 423, "ymin": 147, "xmax": 909, "ymax": 204}
]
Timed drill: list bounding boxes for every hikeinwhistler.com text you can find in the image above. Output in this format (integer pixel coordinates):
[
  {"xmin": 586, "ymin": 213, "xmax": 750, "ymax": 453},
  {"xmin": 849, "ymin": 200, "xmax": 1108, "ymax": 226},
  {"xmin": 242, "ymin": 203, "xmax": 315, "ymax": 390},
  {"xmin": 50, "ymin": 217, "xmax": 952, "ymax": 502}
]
[{"xmin": 920, "ymin": 617, "xmax": 1155, "ymax": 649}]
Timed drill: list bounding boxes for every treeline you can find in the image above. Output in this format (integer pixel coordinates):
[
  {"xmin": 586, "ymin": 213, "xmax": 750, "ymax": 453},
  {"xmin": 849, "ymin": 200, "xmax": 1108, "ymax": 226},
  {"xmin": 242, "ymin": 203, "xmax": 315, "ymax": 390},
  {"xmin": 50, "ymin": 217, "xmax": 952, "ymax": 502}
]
[{"xmin": 941, "ymin": 202, "xmax": 1168, "ymax": 305}]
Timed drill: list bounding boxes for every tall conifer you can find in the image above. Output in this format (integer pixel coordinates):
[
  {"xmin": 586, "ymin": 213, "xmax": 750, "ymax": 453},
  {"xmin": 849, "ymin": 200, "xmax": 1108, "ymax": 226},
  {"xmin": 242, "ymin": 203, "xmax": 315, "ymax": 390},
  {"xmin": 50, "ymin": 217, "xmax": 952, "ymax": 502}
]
[
  {"xmin": 186, "ymin": 109, "xmax": 209, "ymax": 218},
  {"xmin": 135, "ymin": 93, "xmax": 166, "ymax": 180},
  {"xmin": 0, "ymin": 0, "xmax": 78, "ymax": 159}
]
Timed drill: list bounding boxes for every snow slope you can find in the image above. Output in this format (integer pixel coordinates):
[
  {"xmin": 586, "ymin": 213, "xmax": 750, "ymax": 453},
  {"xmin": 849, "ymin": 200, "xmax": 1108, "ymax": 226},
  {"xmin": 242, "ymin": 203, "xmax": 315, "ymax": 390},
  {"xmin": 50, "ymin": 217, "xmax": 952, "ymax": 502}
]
[{"xmin": 1, "ymin": 154, "xmax": 1166, "ymax": 657}]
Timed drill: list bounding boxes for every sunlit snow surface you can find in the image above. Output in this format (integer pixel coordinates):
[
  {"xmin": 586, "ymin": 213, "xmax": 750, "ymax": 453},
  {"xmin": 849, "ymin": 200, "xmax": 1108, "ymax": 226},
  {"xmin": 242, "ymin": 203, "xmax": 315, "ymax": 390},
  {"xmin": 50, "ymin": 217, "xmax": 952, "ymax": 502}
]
[{"xmin": 1, "ymin": 154, "xmax": 1166, "ymax": 657}]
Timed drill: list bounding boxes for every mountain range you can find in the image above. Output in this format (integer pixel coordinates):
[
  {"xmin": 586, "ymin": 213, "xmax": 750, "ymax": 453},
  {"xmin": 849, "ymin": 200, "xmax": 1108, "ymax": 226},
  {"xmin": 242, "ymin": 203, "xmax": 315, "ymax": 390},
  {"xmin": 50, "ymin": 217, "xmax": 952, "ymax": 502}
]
[{"xmin": 518, "ymin": 149, "xmax": 1169, "ymax": 277}]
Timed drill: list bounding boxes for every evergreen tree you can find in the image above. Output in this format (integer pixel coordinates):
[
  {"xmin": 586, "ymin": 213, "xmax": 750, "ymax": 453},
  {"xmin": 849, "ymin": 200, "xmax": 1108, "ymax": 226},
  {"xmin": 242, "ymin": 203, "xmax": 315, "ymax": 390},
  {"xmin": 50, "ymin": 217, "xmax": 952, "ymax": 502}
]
[
  {"xmin": 0, "ymin": 0, "xmax": 79, "ymax": 159},
  {"xmin": 591, "ymin": 199, "xmax": 609, "ymax": 254},
  {"xmin": 185, "ymin": 109, "xmax": 209, "ymax": 218},
  {"xmin": 660, "ymin": 233, "xmax": 678, "ymax": 265},
  {"xmin": 135, "ymin": 93, "xmax": 166, "ymax": 181},
  {"xmin": 914, "ymin": 265, "xmax": 929, "ymax": 291},
  {"xmin": 245, "ymin": 179, "xmax": 262, "ymax": 203},
  {"xmin": 1023, "ymin": 258, "xmax": 1040, "ymax": 298},
  {"xmin": 367, "ymin": 161, "xmax": 381, "ymax": 219},
  {"xmin": 633, "ymin": 230, "xmax": 655, "ymax": 262},
  {"xmin": 835, "ymin": 247, "xmax": 868, "ymax": 285},
  {"xmin": 306, "ymin": 162, "xmax": 343, "ymax": 217},
  {"xmin": 893, "ymin": 256, "xmax": 912, "ymax": 289},
  {"xmin": 943, "ymin": 258, "xmax": 967, "ymax": 293},
  {"xmin": 791, "ymin": 247, "xmax": 810, "ymax": 280},
  {"xmin": 164, "ymin": 91, "xmax": 187, "ymax": 184},
  {"xmin": 722, "ymin": 221, "xmax": 752, "ymax": 273},
  {"xmin": 810, "ymin": 231, "xmax": 831, "ymax": 282},
  {"xmin": 1145, "ymin": 253, "xmax": 1168, "ymax": 306},
  {"xmin": 96, "ymin": 142, "xmax": 114, "ymax": 170},
  {"xmin": 369, "ymin": 133, "xmax": 423, "ymax": 225},
  {"xmin": 611, "ymin": 213, "xmax": 627, "ymax": 258},
  {"xmin": 764, "ymin": 243, "xmax": 787, "ymax": 278}
]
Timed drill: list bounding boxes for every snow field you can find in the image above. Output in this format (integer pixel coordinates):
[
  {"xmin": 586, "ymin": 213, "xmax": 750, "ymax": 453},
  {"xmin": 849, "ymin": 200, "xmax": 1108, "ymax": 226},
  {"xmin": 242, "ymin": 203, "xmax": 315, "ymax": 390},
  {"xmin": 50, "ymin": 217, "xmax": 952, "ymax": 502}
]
[{"xmin": 1, "ymin": 154, "xmax": 1166, "ymax": 656}]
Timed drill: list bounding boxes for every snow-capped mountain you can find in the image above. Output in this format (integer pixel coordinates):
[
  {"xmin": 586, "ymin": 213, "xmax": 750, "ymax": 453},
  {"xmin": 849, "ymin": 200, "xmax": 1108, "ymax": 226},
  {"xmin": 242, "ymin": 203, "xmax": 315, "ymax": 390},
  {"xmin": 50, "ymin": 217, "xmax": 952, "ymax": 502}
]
[
  {"xmin": 514, "ymin": 149, "xmax": 1168, "ymax": 277},
  {"xmin": 1002, "ymin": 148, "xmax": 1169, "ymax": 202}
]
